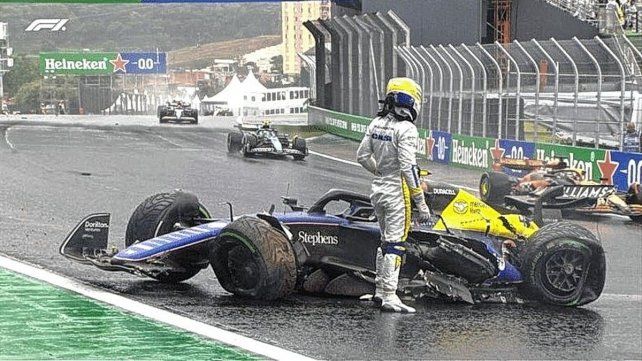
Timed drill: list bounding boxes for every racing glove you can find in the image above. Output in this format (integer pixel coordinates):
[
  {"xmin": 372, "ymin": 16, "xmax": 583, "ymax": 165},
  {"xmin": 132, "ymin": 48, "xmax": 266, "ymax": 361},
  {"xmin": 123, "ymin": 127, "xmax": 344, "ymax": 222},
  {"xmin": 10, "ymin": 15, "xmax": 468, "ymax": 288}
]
[{"xmin": 411, "ymin": 187, "xmax": 433, "ymax": 224}]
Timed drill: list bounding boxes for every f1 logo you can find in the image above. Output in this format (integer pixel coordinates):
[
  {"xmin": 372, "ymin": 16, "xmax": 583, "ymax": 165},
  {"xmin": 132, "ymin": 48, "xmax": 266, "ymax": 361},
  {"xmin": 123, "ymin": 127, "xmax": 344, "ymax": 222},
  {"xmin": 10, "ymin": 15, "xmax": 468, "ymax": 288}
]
[{"xmin": 25, "ymin": 19, "xmax": 69, "ymax": 32}]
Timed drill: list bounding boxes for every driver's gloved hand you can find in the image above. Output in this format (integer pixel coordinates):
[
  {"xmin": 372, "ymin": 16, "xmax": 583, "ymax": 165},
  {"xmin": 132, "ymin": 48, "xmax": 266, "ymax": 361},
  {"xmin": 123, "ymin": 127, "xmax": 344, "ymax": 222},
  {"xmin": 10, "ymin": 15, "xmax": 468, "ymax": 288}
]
[{"xmin": 416, "ymin": 203, "xmax": 433, "ymax": 224}]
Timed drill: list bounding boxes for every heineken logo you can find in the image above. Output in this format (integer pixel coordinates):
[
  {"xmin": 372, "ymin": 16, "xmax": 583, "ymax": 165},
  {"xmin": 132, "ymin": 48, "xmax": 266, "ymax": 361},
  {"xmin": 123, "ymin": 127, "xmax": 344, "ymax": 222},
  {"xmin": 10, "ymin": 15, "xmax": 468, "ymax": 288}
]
[
  {"xmin": 452, "ymin": 138, "xmax": 489, "ymax": 169},
  {"xmin": 44, "ymin": 57, "xmax": 108, "ymax": 72}
]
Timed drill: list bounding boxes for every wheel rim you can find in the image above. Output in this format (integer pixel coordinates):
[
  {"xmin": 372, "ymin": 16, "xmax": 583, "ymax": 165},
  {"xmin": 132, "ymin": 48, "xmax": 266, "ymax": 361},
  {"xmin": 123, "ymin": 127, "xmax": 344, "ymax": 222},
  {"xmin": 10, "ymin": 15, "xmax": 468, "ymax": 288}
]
[
  {"xmin": 480, "ymin": 176, "xmax": 489, "ymax": 199},
  {"xmin": 544, "ymin": 249, "xmax": 586, "ymax": 293},
  {"xmin": 226, "ymin": 245, "xmax": 260, "ymax": 290}
]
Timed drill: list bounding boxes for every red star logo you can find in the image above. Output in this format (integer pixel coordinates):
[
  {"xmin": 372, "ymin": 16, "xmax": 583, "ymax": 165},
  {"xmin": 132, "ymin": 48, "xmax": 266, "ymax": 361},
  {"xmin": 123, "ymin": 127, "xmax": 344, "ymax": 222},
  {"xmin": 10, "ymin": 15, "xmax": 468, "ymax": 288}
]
[
  {"xmin": 490, "ymin": 139, "xmax": 505, "ymax": 171},
  {"xmin": 110, "ymin": 53, "xmax": 129, "ymax": 73},
  {"xmin": 425, "ymin": 131, "xmax": 435, "ymax": 160},
  {"xmin": 597, "ymin": 150, "xmax": 619, "ymax": 185}
]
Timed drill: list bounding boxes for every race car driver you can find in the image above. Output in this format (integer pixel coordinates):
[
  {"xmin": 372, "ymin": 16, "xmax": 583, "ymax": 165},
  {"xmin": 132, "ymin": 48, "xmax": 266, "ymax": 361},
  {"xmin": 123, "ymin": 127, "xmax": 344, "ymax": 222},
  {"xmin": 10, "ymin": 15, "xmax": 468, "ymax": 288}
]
[{"xmin": 356, "ymin": 77, "xmax": 432, "ymax": 313}]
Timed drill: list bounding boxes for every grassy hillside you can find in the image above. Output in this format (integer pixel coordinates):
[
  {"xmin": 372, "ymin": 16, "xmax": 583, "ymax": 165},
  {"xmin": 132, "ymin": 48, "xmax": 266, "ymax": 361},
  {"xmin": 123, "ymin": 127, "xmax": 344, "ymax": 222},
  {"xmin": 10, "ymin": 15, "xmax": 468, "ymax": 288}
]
[
  {"xmin": 0, "ymin": 3, "xmax": 281, "ymax": 55},
  {"xmin": 168, "ymin": 35, "xmax": 281, "ymax": 68}
]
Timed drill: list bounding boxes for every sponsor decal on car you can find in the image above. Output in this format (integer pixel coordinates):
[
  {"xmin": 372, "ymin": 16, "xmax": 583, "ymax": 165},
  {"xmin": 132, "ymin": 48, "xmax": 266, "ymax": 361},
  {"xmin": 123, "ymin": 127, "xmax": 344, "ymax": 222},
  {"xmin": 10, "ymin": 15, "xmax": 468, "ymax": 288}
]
[
  {"xmin": 84, "ymin": 220, "xmax": 109, "ymax": 233},
  {"xmin": 452, "ymin": 201, "xmax": 469, "ymax": 214},
  {"xmin": 298, "ymin": 231, "xmax": 339, "ymax": 246},
  {"xmin": 432, "ymin": 188, "xmax": 457, "ymax": 196},
  {"xmin": 562, "ymin": 186, "xmax": 613, "ymax": 199}
]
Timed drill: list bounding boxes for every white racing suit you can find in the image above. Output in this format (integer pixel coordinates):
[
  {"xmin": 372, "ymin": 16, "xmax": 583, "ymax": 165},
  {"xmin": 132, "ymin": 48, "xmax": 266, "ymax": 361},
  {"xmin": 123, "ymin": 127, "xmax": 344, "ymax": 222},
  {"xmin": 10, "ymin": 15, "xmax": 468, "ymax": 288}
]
[{"xmin": 356, "ymin": 113, "xmax": 430, "ymax": 313}]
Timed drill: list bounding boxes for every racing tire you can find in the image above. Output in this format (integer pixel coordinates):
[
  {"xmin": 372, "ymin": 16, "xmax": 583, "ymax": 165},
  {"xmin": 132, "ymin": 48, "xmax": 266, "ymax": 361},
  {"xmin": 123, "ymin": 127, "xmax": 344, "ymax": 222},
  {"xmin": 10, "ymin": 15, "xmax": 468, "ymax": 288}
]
[
  {"xmin": 518, "ymin": 221, "xmax": 605, "ymax": 307},
  {"xmin": 242, "ymin": 134, "xmax": 258, "ymax": 158},
  {"xmin": 480, "ymin": 171, "xmax": 512, "ymax": 205},
  {"xmin": 625, "ymin": 183, "xmax": 642, "ymax": 223},
  {"xmin": 227, "ymin": 132, "xmax": 244, "ymax": 153},
  {"xmin": 125, "ymin": 191, "xmax": 211, "ymax": 283},
  {"xmin": 209, "ymin": 216, "xmax": 297, "ymax": 300},
  {"xmin": 292, "ymin": 137, "xmax": 307, "ymax": 161}
]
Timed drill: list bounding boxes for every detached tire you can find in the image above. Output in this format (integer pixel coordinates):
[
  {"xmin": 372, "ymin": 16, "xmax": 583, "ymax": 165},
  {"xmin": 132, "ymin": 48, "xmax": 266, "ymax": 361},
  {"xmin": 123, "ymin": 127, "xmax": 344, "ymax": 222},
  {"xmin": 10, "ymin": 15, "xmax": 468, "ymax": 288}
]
[
  {"xmin": 292, "ymin": 137, "xmax": 307, "ymax": 161},
  {"xmin": 626, "ymin": 183, "xmax": 642, "ymax": 223},
  {"xmin": 227, "ymin": 131, "xmax": 244, "ymax": 153},
  {"xmin": 210, "ymin": 216, "xmax": 296, "ymax": 300},
  {"xmin": 518, "ymin": 221, "xmax": 605, "ymax": 306},
  {"xmin": 480, "ymin": 171, "xmax": 512, "ymax": 205},
  {"xmin": 125, "ymin": 191, "xmax": 211, "ymax": 283}
]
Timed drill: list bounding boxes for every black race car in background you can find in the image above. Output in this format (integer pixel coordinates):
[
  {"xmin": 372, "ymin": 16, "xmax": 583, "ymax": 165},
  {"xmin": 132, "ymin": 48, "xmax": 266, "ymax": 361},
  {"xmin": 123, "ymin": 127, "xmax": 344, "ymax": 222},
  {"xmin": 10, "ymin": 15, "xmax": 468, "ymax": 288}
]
[
  {"xmin": 158, "ymin": 101, "xmax": 198, "ymax": 124},
  {"xmin": 479, "ymin": 158, "xmax": 642, "ymax": 222},
  {"xmin": 227, "ymin": 124, "xmax": 308, "ymax": 160}
]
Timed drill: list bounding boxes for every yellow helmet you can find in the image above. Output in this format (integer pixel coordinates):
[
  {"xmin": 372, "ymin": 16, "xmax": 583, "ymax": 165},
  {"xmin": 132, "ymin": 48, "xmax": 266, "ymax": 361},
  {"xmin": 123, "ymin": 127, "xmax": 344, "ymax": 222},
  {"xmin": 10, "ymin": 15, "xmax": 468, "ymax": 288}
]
[{"xmin": 385, "ymin": 77, "xmax": 422, "ymax": 121}]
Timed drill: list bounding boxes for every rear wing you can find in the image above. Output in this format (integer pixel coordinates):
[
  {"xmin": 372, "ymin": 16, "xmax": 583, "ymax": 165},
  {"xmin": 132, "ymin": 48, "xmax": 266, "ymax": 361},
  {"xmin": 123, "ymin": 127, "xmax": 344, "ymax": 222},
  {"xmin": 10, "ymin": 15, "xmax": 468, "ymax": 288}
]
[
  {"xmin": 60, "ymin": 213, "xmax": 111, "ymax": 263},
  {"xmin": 496, "ymin": 157, "xmax": 568, "ymax": 171}
]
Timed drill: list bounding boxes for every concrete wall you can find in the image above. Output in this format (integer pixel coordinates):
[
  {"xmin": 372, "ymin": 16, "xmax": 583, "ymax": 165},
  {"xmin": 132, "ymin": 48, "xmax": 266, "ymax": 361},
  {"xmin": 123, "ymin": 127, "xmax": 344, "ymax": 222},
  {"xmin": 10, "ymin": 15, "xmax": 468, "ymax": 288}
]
[
  {"xmin": 512, "ymin": 0, "xmax": 598, "ymax": 41},
  {"xmin": 361, "ymin": 0, "xmax": 485, "ymax": 46}
]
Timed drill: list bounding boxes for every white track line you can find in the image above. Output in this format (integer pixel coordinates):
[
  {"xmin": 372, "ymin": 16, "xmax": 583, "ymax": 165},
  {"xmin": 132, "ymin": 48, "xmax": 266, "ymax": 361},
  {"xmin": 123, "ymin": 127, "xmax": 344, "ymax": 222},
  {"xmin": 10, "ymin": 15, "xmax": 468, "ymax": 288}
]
[
  {"xmin": 308, "ymin": 149, "xmax": 478, "ymax": 192},
  {"xmin": 0, "ymin": 255, "xmax": 315, "ymax": 361},
  {"xmin": 4, "ymin": 127, "xmax": 15, "ymax": 151}
]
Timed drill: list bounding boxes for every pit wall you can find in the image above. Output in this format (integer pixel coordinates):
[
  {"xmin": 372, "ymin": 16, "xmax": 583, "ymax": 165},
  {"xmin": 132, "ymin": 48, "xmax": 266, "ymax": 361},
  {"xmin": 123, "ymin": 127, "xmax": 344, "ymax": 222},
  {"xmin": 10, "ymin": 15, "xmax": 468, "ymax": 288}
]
[{"xmin": 309, "ymin": 106, "xmax": 642, "ymax": 192}]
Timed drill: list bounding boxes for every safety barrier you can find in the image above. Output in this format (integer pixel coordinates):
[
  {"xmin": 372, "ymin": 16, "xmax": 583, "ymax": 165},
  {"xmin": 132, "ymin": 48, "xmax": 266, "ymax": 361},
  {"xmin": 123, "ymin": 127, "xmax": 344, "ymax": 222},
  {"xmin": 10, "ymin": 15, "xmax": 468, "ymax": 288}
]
[{"xmin": 309, "ymin": 106, "xmax": 642, "ymax": 192}]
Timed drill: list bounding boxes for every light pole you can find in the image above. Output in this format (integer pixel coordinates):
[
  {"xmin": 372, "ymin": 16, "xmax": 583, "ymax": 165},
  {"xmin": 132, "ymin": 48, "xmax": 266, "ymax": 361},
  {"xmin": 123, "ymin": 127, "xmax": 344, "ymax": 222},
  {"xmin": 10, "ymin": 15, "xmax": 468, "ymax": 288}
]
[{"xmin": 0, "ymin": 22, "xmax": 14, "ymax": 114}]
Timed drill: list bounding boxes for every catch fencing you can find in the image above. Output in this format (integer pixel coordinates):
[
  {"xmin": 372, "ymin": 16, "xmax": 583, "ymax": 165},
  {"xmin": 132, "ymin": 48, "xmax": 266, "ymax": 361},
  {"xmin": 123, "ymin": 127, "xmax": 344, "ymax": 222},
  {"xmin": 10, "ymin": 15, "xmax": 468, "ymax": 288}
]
[{"xmin": 306, "ymin": 11, "xmax": 642, "ymax": 151}]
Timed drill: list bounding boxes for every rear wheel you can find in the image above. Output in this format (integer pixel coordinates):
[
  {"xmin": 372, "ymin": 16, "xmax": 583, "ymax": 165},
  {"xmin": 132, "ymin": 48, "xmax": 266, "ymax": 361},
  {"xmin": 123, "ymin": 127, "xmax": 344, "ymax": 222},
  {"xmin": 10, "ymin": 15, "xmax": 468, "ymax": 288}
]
[
  {"xmin": 480, "ymin": 171, "xmax": 512, "ymax": 205},
  {"xmin": 518, "ymin": 221, "xmax": 605, "ymax": 306},
  {"xmin": 125, "ymin": 191, "xmax": 211, "ymax": 283},
  {"xmin": 209, "ymin": 216, "xmax": 296, "ymax": 300},
  {"xmin": 626, "ymin": 183, "xmax": 642, "ymax": 223},
  {"xmin": 292, "ymin": 137, "xmax": 307, "ymax": 161}
]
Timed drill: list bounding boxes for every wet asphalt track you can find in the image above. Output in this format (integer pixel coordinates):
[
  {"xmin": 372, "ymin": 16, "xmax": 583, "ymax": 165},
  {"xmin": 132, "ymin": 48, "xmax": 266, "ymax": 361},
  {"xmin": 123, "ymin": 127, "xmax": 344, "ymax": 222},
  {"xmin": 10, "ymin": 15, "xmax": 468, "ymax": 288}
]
[{"xmin": 0, "ymin": 118, "xmax": 641, "ymax": 360}]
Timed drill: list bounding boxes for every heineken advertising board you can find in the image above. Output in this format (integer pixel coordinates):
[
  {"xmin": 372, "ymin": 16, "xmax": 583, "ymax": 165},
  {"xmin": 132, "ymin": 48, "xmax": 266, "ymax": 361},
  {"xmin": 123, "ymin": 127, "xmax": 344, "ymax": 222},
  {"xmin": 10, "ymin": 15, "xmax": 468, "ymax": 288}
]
[
  {"xmin": 39, "ymin": 52, "xmax": 167, "ymax": 75},
  {"xmin": 308, "ymin": 106, "xmax": 642, "ymax": 191}
]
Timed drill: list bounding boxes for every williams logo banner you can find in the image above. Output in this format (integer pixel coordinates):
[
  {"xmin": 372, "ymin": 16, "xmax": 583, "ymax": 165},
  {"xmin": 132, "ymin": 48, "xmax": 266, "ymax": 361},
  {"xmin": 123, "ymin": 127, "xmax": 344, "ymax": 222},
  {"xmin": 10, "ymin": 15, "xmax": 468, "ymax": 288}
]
[{"xmin": 39, "ymin": 52, "xmax": 167, "ymax": 75}]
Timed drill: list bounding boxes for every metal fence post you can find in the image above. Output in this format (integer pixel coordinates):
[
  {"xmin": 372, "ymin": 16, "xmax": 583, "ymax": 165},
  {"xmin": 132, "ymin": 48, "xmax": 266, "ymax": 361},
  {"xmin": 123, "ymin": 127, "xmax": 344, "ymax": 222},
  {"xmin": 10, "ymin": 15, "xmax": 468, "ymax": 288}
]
[
  {"xmin": 514, "ymin": 40, "xmax": 540, "ymax": 143},
  {"xmin": 395, "ymin": 47, "xmax": 414, "ymax": 78},
  {"xmin": 421, "ymin": 46, "xmax": 443, "ymax": 131},
  {"xmin": 552, "ymin": 38, "xmax": 579, "ymax": 146},
  {"xmin": 532, "ymin": 39, "xmax": 559, "ymax": 139},
  {"xmin": 363, "ymin": 14, "xmax": 386, "ymax": 98},
  {"xmin": 477, "ymin": 43, "xmax": 502, "ymax": 138},
  {"xmin": 343, "ymin": 16, "xmax": 365, "ymax": 117},
  {"xmin": 495, "ymin": 41, "xmax": 521, "ymax": 140},
  {"xmin": 375, "ymin": 13, "xmax": 400, "ymax": 76},
  {"xmin": 334, "ymin": 18, "xmax": 354, "ymax": 115},
  {"xmin": 596, "ymin": 36, "xmax": 627, "ymax": 150},
  {"xmin": 574, "ymin": 37, "xmax": 602, "ymax": 149},
  {"xmin": 450, "ymin": 44, "xmax": 476, "ymax": 136},
  {"xmin": 441, "ymin": 45, "xmax": 464, "ymax": 135},
  {"xmin": 463, "ymin": 45, "xmax": 488, "ymax": 138},
  {"xmin": 400, "ymin": 47, "xmax": 427, "ymax": 127},
  {"xmin": 432, "ymin": 45, "xmax": 454, "ymax": 133},
  {"xmin": 411, "ymin": 47, "xmax": 434, "ymax": 131}
]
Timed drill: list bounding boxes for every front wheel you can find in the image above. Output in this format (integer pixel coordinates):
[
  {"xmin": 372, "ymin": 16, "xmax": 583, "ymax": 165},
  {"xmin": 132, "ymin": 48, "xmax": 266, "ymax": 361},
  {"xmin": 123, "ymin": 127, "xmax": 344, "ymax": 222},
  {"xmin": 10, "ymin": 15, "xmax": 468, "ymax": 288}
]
[
  {"xmin": 125, "ymin": 191, "xmax": 211, "ymax": 283},
  {"xmin": 227, "ymin": 132, "xmax": 244, "ymax": 153},
  {"xmin": 518, "ymin": 221, "xmax": 605, "ymax": 306},
  {"xmin": 209, "ymin": 216, "xmax": 297, "ymax": 300}
]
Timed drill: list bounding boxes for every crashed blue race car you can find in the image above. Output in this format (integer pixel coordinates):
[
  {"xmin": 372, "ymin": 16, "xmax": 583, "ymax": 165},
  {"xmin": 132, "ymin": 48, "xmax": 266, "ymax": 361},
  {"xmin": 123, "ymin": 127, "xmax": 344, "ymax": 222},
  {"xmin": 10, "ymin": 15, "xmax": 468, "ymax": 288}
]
[{"xmin": 61, "ymin": 184, "xmax": 606, "ymax": 307}]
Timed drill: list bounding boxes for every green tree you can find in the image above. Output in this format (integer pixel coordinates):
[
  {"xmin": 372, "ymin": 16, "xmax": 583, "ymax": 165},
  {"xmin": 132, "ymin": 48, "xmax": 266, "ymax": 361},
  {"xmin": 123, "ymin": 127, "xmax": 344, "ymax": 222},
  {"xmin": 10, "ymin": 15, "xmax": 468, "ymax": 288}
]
[
  {"xmin": 4, "ymin": 55, "xmax": 39, "ymax": 98},
  {"xmin": 15, "ymin": 80, "xmax": 41, "ymax": 113}
]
